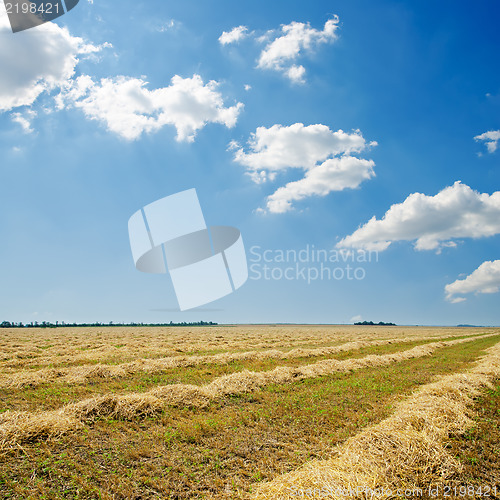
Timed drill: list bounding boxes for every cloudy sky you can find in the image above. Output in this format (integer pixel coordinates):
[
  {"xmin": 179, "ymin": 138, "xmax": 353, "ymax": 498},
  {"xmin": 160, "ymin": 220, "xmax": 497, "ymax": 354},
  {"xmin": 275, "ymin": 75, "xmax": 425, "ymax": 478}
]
[{"xmin": 0, "ymin": 0, "xmax": 499, "ymax": 325}]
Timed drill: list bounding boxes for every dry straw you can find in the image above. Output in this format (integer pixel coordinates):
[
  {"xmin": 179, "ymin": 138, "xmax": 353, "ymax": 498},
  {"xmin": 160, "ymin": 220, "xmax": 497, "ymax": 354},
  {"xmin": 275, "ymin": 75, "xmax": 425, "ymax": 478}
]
[
  {"xmin": 0, "ymin": 334, "xmax": 492, "ymax": 450},
  {"xmin": 0, "ymin": 334, "xmax": 487, "ymax": 389},
  {"xmin": 0, "ymin": 325, "xmax": 473, "ymax": 370},
  {"xmin": 249, "ymin": 341, "xmax": 500, "ymax": 499}
]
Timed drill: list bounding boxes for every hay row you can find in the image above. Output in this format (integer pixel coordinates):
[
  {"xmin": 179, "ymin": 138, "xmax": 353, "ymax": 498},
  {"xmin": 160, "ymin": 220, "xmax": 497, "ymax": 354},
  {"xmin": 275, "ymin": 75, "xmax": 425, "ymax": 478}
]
[
  {"xmin": 0, "ymin": 339, "xmax": 343, "ymax": 368},
  {"xmin": 0, "ymin": 334, "xmax": 488, "ymax": 389},
  {"xmin": 0, "ymin": 326, "xmax": 478, "ymax": 369},
  {"xmin": 0, "ymin": 327, "xmax": 363, "ymax": 365},
  {"xmin": 249, "ymin": 340, "xmax": 500, "ymax": 499},
  {"xmin": 0, "ymin": 335, "xmax": 491, "ymax": 449}
]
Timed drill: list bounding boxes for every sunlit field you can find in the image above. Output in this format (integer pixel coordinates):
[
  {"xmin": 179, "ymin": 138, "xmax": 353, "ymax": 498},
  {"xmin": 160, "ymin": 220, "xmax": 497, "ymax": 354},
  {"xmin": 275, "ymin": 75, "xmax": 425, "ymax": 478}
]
[{"xmin": 1, "ymin": 325, "xmax": 499, "ymax": 499}]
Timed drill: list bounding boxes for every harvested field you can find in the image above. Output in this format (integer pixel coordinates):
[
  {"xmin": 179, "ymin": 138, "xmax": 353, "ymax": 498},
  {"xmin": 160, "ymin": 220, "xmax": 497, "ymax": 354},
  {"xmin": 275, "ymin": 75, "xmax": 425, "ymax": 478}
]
[
  {"xmin": 251, "ymin": 340, "xmax": 500, "ymax": 499},
  {"xmin": 1, "ymin": 332, "xmax": 488, "ymax": 390},
  {"xmin": 0, "ymin": 325, "xmax": 479, "ymax": 369},
  {"xmin": 0, "ymin": 325, "xmax": 499, "ymax": 499}
]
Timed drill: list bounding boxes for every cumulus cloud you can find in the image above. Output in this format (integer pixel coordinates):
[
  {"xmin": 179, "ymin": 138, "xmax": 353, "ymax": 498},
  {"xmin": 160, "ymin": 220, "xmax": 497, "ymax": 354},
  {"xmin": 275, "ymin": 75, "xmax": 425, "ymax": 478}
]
[
  {"xmin": 0, "ymin": 10, "xmax": 105, "ymax": 112},
  {"xmin": 337, "ymin": 182, "xmax": 500, "ymax": 252},
  {"xmin": 56, "ymin": 74, "xmax": 244, "ymax": 141},
  {"xmin": 233, "ymin": 123, "xmax": 376, "ymax": 212},
  {"xmin": 234, "ymin": 123, "xmax": 371, "ymax": 176},
  {"xmin": 266, "ymin": 156, "xmax": 375, "ymax": 213},
  {"xmin": 0, "ymin": 10, "xmax": 237, "ymax": 142},
  {"xmin": 257, "ymin": 18, "xmax": 339, "ymax": 83},
  {"xmin": 475, "ymin": 130, "xmax": 500, "ymax": 153},
  {"xmin": 219, "ymin": 25, "xmax": 248, "ymax": 45},
  {"xmin": 445, "ymin": 260, "xmax": 500, "ymax": 303}
]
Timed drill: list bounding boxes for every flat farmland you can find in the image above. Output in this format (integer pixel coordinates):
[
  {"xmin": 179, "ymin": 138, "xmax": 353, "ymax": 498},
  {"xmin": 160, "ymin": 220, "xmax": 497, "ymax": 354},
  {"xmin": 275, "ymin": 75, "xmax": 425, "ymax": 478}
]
[{"xmin": 0, "ymin": 325, "xmax": 499, "ymax": 499}]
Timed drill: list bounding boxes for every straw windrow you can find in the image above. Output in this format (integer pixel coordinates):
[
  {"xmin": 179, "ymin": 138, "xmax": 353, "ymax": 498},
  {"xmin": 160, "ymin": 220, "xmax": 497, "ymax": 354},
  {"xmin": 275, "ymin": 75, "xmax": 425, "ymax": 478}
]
[
  {"xmin": 0, "ymin": 326, "xmax": 474, "ymax": 370},
  {"xmin": 0, "ymin": 334, "xmax": 492, "ymax": 449},
  {"xmin": 249, "ymin": 341, "xmax": 500, "ymax": 499},
  {"xmin": 0, "ymin": 334, "xmax": 487, "ymax": 389}
]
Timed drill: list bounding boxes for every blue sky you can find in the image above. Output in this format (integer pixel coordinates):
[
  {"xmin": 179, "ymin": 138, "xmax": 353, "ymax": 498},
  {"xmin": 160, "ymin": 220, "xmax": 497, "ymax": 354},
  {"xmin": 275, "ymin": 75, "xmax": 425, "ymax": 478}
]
[{"xmin": 0, "ymin": 0, "xmax": 499, "ymax": 325}]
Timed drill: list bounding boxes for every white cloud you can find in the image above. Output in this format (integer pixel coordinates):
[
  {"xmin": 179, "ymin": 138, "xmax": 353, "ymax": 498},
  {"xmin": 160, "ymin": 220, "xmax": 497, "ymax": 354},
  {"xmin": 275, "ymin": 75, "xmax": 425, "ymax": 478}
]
[
  {"xmin": 445, "ymin": 260, "xmax": 500, "ymax": 303},
  {"xmin": 234, "ymin": 123, "xmax": 370, "ymax": 175},
  {"xmin": 244, "ymin": 84, "xmax": 252, "ymax": 91},
  {"xmin": 57, "ymin": 74, "xmax": 244, "ymax": 141},
  {"xmin": 285, "ymin": 64, "xmax": 306, "ymax": 84},
  {"xmin": 475, "ymin": 130, "xmax": 500, "ymax": 153},
  {"xmin": 338, "ymin": 182, "xmax": 500, "ymax": 252},
  {"xmin": 266, "ymin": 156, "xmax": 375, "ymax": 213},
  {"xmin": 233, "ymin": 123, "xmax": 375, "ymax": 212},
  {"xmin": 0, "ymin": 12, "xmax": 236, "ymax": 143},
  {"xmin": 11, "ymin": 109, "xmax": 36, "ymax": 133},
  {"xmin": 0, "ymin": 10, "xmax": 105, "ymax": 112},
  {"xmin": 257, "ymin": 18, "xmax": 339, "ymax": 82},
  {"xmin": 219, "ymin": 26, "xmax": 248, "ymax": 45},
  {"xmin": 350, "ymin": 315, "xmax": 363, "ymax": 323}
]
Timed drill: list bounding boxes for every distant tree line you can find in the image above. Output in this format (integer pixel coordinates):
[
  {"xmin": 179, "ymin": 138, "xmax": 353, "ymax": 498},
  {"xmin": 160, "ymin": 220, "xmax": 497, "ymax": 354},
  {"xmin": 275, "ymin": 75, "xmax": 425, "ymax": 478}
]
[
  {"xmin": 0, "ymin": 320, "xmax": 218, "ymax": 329},
  {"xmin": 354, "ymin": 321, "xmax": 396, "ymax": 326}
]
